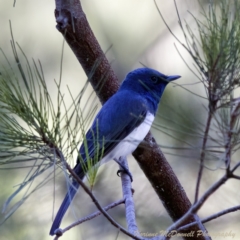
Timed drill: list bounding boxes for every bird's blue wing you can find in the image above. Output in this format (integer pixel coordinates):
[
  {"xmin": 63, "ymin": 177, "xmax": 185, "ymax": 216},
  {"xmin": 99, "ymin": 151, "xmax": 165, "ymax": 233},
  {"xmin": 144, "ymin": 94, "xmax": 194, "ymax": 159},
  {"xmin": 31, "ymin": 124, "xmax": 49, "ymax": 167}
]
[{"xmin": 75, "ymin": 91, "xmax": 148, "ymax": 171}]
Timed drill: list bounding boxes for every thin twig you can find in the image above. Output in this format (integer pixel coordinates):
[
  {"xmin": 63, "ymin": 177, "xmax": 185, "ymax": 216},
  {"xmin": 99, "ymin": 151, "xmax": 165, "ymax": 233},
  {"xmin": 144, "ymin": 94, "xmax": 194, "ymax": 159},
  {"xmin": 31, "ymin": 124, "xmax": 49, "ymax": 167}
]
[
  {"xmin": 177, "ymin": 205, "xmax": 240, "ymax": 231},
  {"xmin": 195, "ymin": 112, "xmax": 213, "ymax": 202},
  {"xmin": 118, "ymin": 157, "xmax": 140, "ymax": 236},
  {"xmin": 61, "ymin": 198, "xmax": 125, "ymax": 235},
  {"xmin": 162, "ymin": 172, "xmax": 230, "ymax": 240}
]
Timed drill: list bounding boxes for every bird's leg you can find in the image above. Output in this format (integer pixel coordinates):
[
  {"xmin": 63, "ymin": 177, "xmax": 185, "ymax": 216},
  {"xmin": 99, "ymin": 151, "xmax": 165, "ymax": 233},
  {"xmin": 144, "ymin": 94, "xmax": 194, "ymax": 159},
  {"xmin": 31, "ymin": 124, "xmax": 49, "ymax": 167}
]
[{"xmin": 114, "ymin": 157, "xmax": 133, "ymax": 182}]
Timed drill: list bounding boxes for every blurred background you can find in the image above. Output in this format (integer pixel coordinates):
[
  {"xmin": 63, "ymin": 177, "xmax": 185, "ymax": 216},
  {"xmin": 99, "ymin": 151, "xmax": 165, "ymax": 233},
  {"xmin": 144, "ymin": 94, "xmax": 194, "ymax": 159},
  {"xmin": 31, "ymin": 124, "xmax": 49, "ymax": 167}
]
[{"xmin": 0, "ymin": 0, "xmax": 239, "ymax": 239}]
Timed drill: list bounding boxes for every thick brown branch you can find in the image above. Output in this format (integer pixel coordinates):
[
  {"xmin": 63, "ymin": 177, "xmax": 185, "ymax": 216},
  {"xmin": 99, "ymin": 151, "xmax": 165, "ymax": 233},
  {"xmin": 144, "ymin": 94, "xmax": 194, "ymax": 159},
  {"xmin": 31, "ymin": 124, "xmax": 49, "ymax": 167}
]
[
  {"xmin": 133, "ymin": 133, "xmax": 208, "ymax": 239},
  {"xmin": 54, "ymin": 0, "xmax": 209, "ymax": 239},
  {"xmin": 55, "ymin": 0, "xmax": 119, "ymax": 104}
]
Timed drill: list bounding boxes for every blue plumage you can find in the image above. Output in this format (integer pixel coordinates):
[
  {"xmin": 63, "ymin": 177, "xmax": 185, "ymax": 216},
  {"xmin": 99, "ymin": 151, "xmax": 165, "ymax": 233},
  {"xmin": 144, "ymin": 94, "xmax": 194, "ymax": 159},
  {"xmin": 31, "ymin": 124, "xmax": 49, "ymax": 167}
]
[{"xmin": 49, "ymin": 68, "xmax": 180, "ymax": 235}]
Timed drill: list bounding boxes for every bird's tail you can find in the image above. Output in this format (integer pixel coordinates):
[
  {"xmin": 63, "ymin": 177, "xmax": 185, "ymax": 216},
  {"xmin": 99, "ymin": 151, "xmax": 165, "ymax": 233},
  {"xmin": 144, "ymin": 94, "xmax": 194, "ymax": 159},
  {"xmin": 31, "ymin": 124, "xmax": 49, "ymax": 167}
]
[{"xmin": 49, "ymin": 180, "xmax": 80, "ymax": 236}]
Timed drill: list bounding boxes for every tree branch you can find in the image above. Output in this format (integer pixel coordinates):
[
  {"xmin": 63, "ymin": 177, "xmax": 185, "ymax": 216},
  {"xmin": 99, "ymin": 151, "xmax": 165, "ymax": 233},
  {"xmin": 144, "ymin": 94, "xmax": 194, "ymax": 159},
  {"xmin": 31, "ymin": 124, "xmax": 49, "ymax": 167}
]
[
  {"xmin": 55, "ymin": 0, "xmax": 119, "ymax": 104},
  {"xmin": 118, "ymin": 157, "xmax": 139, "ymax": 236},
  {"xmin": 177, "ymin": 205, "xmax": 240, "ymax": 231},
  {"xmin": 60, "ymin": 198, "xmax": 125, "ymax": 236},
  {"xmin": 163, "ymin": 172, "xmax": 230, "ymax": 237}
]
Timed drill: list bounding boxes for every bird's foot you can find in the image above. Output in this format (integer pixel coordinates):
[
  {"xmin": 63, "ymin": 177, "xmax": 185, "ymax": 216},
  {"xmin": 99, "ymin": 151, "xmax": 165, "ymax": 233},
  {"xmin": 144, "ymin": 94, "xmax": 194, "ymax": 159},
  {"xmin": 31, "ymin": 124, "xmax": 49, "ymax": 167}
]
[{"xmin": 114, "ymin": 157, "xmax": 133, "ymax": 182}]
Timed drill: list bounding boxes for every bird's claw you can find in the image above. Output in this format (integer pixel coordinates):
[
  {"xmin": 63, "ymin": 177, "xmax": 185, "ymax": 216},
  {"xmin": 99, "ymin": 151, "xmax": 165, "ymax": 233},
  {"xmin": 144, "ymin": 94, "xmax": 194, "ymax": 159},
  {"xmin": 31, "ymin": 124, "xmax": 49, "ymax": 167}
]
[{"xmin": 116, "ymin": 169, "xmax": 133, "ymax": 182}]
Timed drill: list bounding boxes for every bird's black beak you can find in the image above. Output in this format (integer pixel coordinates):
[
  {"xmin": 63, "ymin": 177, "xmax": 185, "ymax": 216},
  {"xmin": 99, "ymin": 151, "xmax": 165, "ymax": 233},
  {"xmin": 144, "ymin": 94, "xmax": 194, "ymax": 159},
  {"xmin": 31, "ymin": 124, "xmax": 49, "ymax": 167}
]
[{"xmin": 167, "ymin": 75, "xmax": 181, "ymax": 81}]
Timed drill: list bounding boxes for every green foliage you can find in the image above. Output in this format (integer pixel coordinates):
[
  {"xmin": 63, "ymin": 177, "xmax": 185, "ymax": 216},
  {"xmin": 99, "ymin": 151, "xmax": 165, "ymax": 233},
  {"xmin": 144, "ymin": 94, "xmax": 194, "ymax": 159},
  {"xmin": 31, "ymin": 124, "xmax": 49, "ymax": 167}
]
[
  {"xmin": 0, "ymin": 27, "xmax": 100, "ymax": 222},
  {"xmin": 155, "ymin": 0, "xmax": 240, "ymax": 167},
  {"xmin": 185, "ymin": 0, "xmax": 240, "ymax": 108},
  {"xmin": 79, "ymin": 119, "xmax": 105, "ymax": 189}
]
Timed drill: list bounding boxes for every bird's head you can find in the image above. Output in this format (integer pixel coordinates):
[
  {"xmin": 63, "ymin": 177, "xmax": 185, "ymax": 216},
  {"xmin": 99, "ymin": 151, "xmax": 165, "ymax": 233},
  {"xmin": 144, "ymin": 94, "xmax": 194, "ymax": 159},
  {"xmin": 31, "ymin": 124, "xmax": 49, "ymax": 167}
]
[{"xmin": 120, "ymin": 68, "xmax": 181, "ymax": 101}]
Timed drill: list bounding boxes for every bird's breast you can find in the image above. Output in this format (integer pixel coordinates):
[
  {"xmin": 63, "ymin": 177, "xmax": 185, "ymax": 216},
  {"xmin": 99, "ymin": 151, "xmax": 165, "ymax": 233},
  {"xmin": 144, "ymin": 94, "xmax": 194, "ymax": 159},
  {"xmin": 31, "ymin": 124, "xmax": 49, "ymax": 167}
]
[{"xmin": 100, "ymin": 112, "xmax": 154, "ymax": 164}]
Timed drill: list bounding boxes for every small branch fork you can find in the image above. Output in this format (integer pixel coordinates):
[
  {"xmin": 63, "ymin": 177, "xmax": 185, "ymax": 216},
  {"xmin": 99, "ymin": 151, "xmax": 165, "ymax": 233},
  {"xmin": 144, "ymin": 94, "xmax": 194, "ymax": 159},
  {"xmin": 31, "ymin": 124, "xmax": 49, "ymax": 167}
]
[
  {"xmin": 160, "ymin": 161, "xmax": 240, "ymax": 240},
  {"xmin": 56, "ymin": 198, "xmax": 125, "ymax": 237}
]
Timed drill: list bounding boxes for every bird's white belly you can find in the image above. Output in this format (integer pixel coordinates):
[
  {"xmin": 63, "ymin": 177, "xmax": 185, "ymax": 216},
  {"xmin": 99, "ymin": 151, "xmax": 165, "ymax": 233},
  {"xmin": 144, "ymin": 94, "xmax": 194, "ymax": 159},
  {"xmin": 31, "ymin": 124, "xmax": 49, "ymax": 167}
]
[{"xmin": 100, "ymin": 112, "xmax": 154, "ymax": 164}]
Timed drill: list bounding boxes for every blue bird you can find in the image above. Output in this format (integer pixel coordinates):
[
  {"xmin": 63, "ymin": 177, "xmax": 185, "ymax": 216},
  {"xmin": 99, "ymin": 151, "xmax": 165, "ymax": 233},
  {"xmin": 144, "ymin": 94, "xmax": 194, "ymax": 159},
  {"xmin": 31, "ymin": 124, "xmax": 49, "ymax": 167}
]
[{"xmin": 49, "ymin": 68, "xmax": 180, "ymax": 235}]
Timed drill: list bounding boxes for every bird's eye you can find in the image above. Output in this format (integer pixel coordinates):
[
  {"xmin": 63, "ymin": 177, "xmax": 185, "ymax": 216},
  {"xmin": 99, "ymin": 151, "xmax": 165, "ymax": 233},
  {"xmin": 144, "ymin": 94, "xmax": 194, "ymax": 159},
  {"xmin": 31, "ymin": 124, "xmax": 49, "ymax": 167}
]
[{"xmin": 151, "ymin": 76, "xmax": 158, "ymax": 83}]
